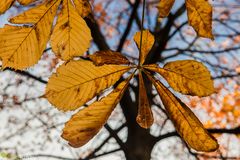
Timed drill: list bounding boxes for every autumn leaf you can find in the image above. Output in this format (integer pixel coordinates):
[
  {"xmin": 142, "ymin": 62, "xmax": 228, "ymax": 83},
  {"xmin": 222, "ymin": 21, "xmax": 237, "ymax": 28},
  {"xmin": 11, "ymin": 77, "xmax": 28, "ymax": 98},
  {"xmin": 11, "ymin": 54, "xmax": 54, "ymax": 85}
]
[
  {"xmin": 89, "ymin": 50, "xmax": 130, "ymax": 66},
  {"xmin": 157, "ymin": 0, "xmax": 175, "ymax": 18},
  {"xmin": 9, "ymin": 0, "xmax": 61, "ymax": 57},
  {"xmin": 0, "ymin": 25, "xmax": 40, "ymax": 69},
  {"xmin": 0, "ymin": 0, "xmax": 14, "ymax": 14},
  {"xmin": 134, "ymin": 30, "xmax": 155, "ymax": 65},
  {"xmin": 144, "ymin": 60, "xmax": 215, "ymax": 96},
  {"xmin": 186, "ymin": 0, "xmax": 213, "ymax": 39},
  {"xmin": 45, "ymin": 60, "xmax": 131, "ymax": 111},
  {"xmin": 62, "ymin": 74, "xmax": 133, "ymax": 147},
  {"xmin": 146, "ymin": 73, "xmax": 219, "ymax": 152},
  {"xmin": 51, "ymin": 0, "xmax": 92, "ymax": 60},
  {"xmin": 136, "ymin": 71, "xmax": 153, "ymax": 129}
]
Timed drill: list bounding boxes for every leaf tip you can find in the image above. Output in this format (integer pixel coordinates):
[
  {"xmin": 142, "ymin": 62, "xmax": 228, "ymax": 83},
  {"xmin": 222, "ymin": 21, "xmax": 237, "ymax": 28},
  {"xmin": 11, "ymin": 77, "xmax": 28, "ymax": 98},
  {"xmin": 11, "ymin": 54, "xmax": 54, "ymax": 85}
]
[{"xmin": 136, "ymin": 116, "xmax": 154, "ymax": 129}]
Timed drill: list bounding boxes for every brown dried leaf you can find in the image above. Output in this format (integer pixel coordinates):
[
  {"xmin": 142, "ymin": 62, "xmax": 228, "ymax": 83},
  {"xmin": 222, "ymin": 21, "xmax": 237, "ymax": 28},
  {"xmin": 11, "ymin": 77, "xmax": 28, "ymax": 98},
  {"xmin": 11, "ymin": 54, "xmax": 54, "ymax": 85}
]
[
  {"xmin": 136, "ymin": 71, "xmax": 154, "ymax": 129},
  {"xmin": 89, "ymin": 50, "xmax": 130, "ymax": 66}
]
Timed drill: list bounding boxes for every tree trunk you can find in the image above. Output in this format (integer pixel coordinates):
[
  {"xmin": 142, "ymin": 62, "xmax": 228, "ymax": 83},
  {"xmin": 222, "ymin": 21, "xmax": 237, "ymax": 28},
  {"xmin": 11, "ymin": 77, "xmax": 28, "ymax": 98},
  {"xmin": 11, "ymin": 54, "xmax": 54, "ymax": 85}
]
[
  {"xmin": 120, "ymin": 90, "xmax": 156, "ymax": 160},
  {"xmin": 125, "ymin": 126, "xmax": 156, "ymax": 160}
]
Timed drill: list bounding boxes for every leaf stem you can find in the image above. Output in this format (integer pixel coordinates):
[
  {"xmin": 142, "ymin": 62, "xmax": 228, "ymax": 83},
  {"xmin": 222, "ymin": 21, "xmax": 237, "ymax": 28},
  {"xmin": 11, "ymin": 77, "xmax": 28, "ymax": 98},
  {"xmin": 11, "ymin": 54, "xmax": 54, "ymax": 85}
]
[{"xmin": 139, "ymin": 0, "xmax": 146, "ymax": 66}]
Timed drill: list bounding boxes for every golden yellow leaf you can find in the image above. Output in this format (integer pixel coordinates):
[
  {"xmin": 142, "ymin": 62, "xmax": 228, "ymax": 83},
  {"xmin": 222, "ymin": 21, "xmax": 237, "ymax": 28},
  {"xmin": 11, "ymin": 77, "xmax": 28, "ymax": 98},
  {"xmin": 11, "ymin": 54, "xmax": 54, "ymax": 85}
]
[
  {"xmin": 136, "ymin": 71, "xmax": 154, "ymax": 129},
  {"xmin": 0, "ymin": 25, "xmax": 39, "ymax": 69},
  {"xmin": 89, "ymin": 50, "xmax": 130, "ymax": 66},
  {"xmin": 73, "ymin": 0, "xmax": 92, "ymax": 18},
  {"xmin": 45, "ymin": 60, "xmax": 131, "ymax": 111},
  {"xmin": 17, "ymin": 0, "xmax": 35, "ymax": 5},
  {"xmin": 61, "ymin": 75, "xmax": 133, "ymax": 147},
  {"xmin": 157, "ymin": 0, "xmax": 175, "ymax": 18},
  {"xmin": 144, "ymin": 60, "xmax": 215, "ymax": 97},
  {"xmin": 10, "ymin": 0, "xmax": 61, "ymax": 55},
  {"xmin": 51, "ymin": 0, "xmax": 92, "ymax": 61},
  {"xmin": 0, "ymin": 0, "xmax": 14, "ymax": 14},
  {"xmin": 186, "ymin": 0, "xmax": 213, "ymax": 39},
  {"xmin": 134, "ymin": 30, "xmax": 155, "ymax": 65},
  {"xmin": 146, "ymin": 73, "xmax": 219, "ymax": 152}
]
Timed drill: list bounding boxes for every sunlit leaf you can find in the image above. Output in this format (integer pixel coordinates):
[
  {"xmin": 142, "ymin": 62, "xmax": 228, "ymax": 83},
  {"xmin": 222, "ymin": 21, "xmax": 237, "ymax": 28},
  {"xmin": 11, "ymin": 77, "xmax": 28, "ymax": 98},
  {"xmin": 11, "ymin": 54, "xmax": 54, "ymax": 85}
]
[
  {"xmin": 134, "ymin": 30, "xmax": 155, "ymax": 65},
  {"xmin": 186, "ymin": 0, "xmax": 213, "ymax": 39},
  {"xmin": 146, "ymin": 73, "xmax": 219, "ymax": 152},
  {"xmin": 157, "ymin": 0, "xmax": 175, "ymax": 18},
  {"xmin": 144, "ymin": 60, "xmax": 215, "ymax": 97},
  {"xmin": 62, "ymin": 74, "xmax": 133, "ymax": 147},
  {"xmin": 89, "ymin": 50, "xmax": 130, "ymax": 66},
  {"xmin": 45, "ymin": 60, "xmax": 131, "ymax": 111},
  {"xmin": 0, "ymin": 0, "xmax": 14, "ymax": 14},
  {"xmin": 9, "ymin": 0, "xmax": 61, "ymax": 56},
  {"xmin": 0, "ymin": 25, "xmax": 39, "ymax": 69},
  {"xmin": 136, "ymin": 71, "xmax": 154, "ymax": 129},
  {"xmin": 51, "ymin": 0, "xmax": 92, "ymax": 60}
]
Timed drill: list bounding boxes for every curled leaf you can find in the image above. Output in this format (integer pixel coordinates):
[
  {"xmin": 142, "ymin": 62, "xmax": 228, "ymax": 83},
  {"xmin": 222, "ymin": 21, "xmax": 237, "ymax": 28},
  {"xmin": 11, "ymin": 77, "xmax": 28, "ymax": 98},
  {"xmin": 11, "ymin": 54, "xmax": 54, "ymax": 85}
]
[{"xmin": 89, "ymin": 50, "xmax": 130, "ymax": 66}]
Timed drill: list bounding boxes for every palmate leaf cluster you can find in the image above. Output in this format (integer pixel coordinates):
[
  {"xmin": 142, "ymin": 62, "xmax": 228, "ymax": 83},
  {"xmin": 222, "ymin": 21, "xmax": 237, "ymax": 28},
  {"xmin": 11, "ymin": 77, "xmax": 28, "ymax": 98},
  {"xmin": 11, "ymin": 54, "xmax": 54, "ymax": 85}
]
[
  {"xmin": 0, "ymin": 0, "xmax": 219, "ymax": 152},
  {"xmin": 0, "ymin": 0, "xmax": 92, "ymax": 69},
  {"xmin": 45, "ymin": 30, "xmax": 219, "ymax": 152}
]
